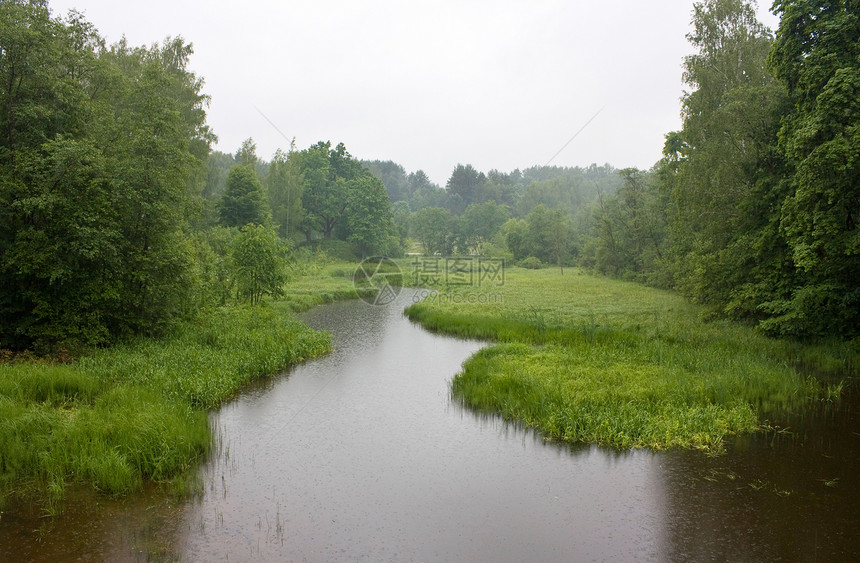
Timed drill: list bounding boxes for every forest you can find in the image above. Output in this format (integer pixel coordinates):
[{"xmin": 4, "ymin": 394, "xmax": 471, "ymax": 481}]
[{"xmin": 1, "ymin": 0, "xmax": 858, "ymax": 357}]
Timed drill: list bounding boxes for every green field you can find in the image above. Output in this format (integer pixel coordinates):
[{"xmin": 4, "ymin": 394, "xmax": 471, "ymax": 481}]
[{"xmin": 405, "ymin": 267, "xmax": 852, "ymax": 452}]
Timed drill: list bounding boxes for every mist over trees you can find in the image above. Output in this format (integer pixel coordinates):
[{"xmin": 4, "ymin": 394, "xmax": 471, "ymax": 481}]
[
  {"xmin": 362, "ymin": 0, "xmax": 858, "ymax": 339},
  {"xmin": 580, "ymin": 0, "xmax": 859, "ymax": 338},
  {"xmin": 362, "ymin": 158, "xmax": 621, "ymax": 263},
  {"xmin": 1, "ymin": 0, "xmax": 854, "ymax": 351}
]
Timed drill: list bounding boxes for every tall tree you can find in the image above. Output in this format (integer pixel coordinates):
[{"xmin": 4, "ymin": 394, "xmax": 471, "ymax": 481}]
[
  {"xmin": 766, "ymin": 0, "xmax": 860, "ymax": 336},
  {"xmin": 0, "ymin": 4, "xmax": 213, "ymax": 348},
  {"xmin": 267, "ymin": 146, "xmax": 304, "ymax": 238},
  {"xmin": 412, "ymin": 207, "xmax": 456, "ymax": 255},
  {"xmin": 235, "ymin": 137, "xmax": 258, "ymax": 166},
  {"xmin": 407, "ymin": 170, "xmax": 447, "ymax": 210},
  {"xmin": 446, "ymin": 163, "xmax": 486, "ymax": 214},
  {"xmin": 585, "ymin": 169, "xmax": 667, "ymax": 282},
  {"xmin": 218, "ymin": 165, "xmax": 271, "ymax": 228},
  {"xmin": 344, "ymin": 173, "xmax": 396, "ymax": 257},
  {"xmin": 363, "ymin": 159, "xmax": 409, "ymax": 202},
  {"xmin": 667, "ymin": 0, "xmax": 789, "ymax": 311},
  {"xmin": 297, "ymin": 141, "xmax": 349, "ymax": 239},
  {"xmin": 460, "ymin": 201, "xmax": 510, "ymax": 254}
]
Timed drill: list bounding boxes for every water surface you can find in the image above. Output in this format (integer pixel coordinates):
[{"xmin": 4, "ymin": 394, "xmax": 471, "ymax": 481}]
[
  {"xmin": 176, "ymin": 294, "xmax": 664, "ymax": 561},
  {"xmin": 1, "ymin": 292, "xmax": 857, "ymax": 561}
]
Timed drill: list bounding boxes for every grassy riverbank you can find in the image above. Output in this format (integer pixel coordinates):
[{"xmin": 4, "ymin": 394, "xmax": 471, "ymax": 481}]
[
  {"xmin": 405, "ymin": 267, "xmax": 853, "ymax": 452},
  {"xmin": 0, "ymin": 262, "xmax": 366, "ymax": 511}
]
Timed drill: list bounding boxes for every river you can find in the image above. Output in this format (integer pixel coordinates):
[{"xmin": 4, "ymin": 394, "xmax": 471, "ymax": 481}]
[{"xmin": 1, "ymin": 292, "xmax": 857, "ymax": 561}]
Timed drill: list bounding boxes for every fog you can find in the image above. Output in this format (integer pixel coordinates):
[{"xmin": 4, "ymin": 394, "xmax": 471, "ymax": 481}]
[{"xmin": 48, "ymin": 0, "xmax": 780, "ymax": 183}]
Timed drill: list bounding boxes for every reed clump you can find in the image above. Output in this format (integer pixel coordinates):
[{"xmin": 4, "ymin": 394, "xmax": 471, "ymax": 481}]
[
  {"xmin": 405, "ymin": 267, "xmax": 852, "ymax": 451},
  {"xmin": 0, "ymin": 302, "xmax": 331, "ymax": 507}
]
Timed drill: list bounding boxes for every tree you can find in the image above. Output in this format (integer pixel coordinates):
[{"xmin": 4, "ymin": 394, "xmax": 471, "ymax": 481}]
[
  {"xmin": 0, "ymin": 4, "xmax": 213, "ymax": 349},
  {"xmin": 446, "ymin": 164, "xmax": 486, "ymax": 214},
  {"xmin": 296, "ymin": 141, "xmax": 351, "ymax": 239},
  {"xmin": 764, "ymin": 0, "xmax": 860, "ymax": 336},
  {"xmin": 231, "ymin": 224, "xmax": 287, "ymax": 304},
  {"xmin": 344, "ymin": 173, "xmax": 397, "ymax": 257},
  {"xmin": 363, "ymin": 159, "xmax": 409, "ymax": 202},
  {"xmin": 412, "ymin": 207, "xmax": 456, "ymax": 255},
  {"xmin": 202, "ymin": 150, "xmax": 236, "ymax": 201},
  {"xmin": 235, "ymin": 138, "xmax": 258, "ymax": 166},
  {"xmin": 460, "ymin": 201, "xmax": 510, "ymax": 254},
  {"xmin": 501, "ymin": 205, "xmax": 574, "ymax": 266},
  {"xmin": 267, "ymin": 146, "xmax": 304, "ymax": 238},
  {"xmin": 666, "ymin": 0, "xmax": 790, "ymax": 311},
  {"xmin": 407, "ymin": 170, "xmax": 447, "ymax": 210},
  {"xmin": 218, "ymin": 165, "xmax": 271, "ymax": 228},
  {"xmin": 546, "ymin": 208, "xmax": 573, "ymax": 274},
  {"xmin": 503, "ymin": 218, "xmax": 529, "ymax": 261},
  {"xmin": 585, "ymin": 169, "xmax": 667, "ymax": 281},
  {"xmin": 523, "ymin": 205, "xmax": 559, "ymax": 264},
  {"xmin": 391, "ymin": 201, "xmax": 411, "ymax": 249}
]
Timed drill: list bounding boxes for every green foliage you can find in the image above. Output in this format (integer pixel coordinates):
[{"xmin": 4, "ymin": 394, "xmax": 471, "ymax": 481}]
[
  {"xmin": 445, "ymin": 163, "xmax": 486, "ymax": 214},
  {"xmin": 218, "ymin": 165, "xmax": 272, "ymax": 228},
  {"xmin": 406, "ymin": 268, "xmax": 846, "ymax": 450},
  {"xmin": 231, "ymin": 224, "xmax": 288, "ymax": 304},
  {"xmin": 296, "ymin": 141, "xmax": 353, "ymax": 239},
  {"xmin": 293, "ymin": 141, "xmax": 397, "ymax": 256},
  {"xmin": 235, "ymin": 137, "xmax": 258, "ymax": 167},
  {"xmin": 0, "ymin": 5, "xmax": 212, "ymax": 350},
  {"xmin": 516, "ymin": 164, "xmax": 621, "ymax": 216},
  {"xmin": 201, "ymin": 150, "xmax": 235, "ymax": 201},
  {"xmin": 585, "ymin": 0, "xmax": 857, "ymax": 339},
  {"xmin": 0, "ymin": 302, "xmax": 331, "ymax": 505},
  {"xmin": 666, "ymin": 0, "xmax": 786, "ymax": 307},
  {"xmin": 345, "ymin": 173, "xmax": 398, "ymax": 257},
  {"xmin": 584, "ymin": 169, "xmax": 668, "ymax": 283},
  {"xmin": 267, "ymin": 146, "xmax": 305, "ymax": 239},
  {"xmin": 406, "ymin": 170, "xmax": 447, "ymax": 210},
  {"xmin": 766, "ymin": 0, "xmax": 860, "ymax": 337},
  {"xmin": 504, "ymin": 204, "xmax": 574, "ymax": 267},
  {"xmin": 460, "ymin": 201, "xmax": 510, "ymax": 254},
  {"xmin": 362, "ymin": 160, "xmax": 409, "ymax": 202},
  {"xmin": 518, "ymin": 256, "xmax": 543, "ymax": 269},
  {"xmin": 189, "ymin": 226, "xmax": 236, "ymax": 307},
  {"xmin": 411, "ymin": 207, "xmax": 456, "ymax": 255}
]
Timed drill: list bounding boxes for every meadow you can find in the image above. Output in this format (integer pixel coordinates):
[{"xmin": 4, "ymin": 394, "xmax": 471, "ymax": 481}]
[
  {"xmin": 405, "ymin": 267, "xmax": 854, "ymax": 452},
  {"xmin": 0, "ymin": 261, "xmax": 365, "ymax": 511}
]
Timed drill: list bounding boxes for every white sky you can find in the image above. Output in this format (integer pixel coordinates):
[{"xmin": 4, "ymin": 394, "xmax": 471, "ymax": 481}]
[{"xmin": 48, "ymin": 0, "xmax": 780, "ymax": 186}]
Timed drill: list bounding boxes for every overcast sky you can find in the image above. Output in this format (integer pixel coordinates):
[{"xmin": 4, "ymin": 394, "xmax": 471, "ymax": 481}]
[{"xmin": 48, "ymin": 0, "xmax": 779, "ymax": 186}]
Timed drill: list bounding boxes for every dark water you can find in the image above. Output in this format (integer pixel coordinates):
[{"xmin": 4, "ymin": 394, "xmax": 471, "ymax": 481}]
[{"xmin": 1, "ymin": 293, "xmax": 858, "ymax": 561}]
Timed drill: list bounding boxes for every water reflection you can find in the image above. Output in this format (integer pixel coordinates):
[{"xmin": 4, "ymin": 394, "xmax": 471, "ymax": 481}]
[
  {"xmin": 175, "ymin": 294, "xmax": 667, "ymax": 561},
  {"xmin": 660, "ymin": 395, "xmax": 860, "ymax": 562}
]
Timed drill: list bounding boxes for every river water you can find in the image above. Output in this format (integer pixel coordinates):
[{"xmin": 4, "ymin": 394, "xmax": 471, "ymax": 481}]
[{"xmin": 1, "ymin": 292, "xmax": 858, "ymax": 561}]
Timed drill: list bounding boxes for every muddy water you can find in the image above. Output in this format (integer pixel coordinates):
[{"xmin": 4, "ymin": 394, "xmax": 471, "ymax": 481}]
[{"xmin": 1, "ymin": 292, "xmax": 858, "ymax": 561}]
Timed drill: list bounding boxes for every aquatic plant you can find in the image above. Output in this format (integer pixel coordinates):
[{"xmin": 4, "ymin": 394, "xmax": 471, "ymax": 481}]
[
  {"xmin": 406, "ymin": 267, "xmax": 850, "ymax": 451},
  {"xmin": 0, "ymin": 275, "xmax": 346, "ymax": 506}
]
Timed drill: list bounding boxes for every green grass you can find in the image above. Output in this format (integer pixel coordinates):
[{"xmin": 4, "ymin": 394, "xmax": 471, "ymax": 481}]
[
  {"xmin": 405, "ymin": 267, "xmax": 854, "ymax": 452},
  {"xmin": 0, "ymin": 262, "xmax": 366, "ymax": 509},
  {"xmin": 282, "ymin": 261, "xmax": 378, "ymax": 311}
]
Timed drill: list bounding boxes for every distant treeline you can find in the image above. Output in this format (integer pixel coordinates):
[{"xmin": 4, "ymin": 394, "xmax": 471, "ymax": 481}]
[
  {"xmin": 360, "ymin": 0, "xmax": 859, "ymax": 339},
  {"xmin": 581, "ymin": 0, "xmax": 859, "ymax": 339},
  {"xmin": 1, "ymin": 0, "xmax": 855, "ymax": 350}
]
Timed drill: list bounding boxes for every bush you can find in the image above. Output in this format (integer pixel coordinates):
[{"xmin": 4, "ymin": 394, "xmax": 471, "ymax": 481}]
[{"xmin": 518, "ymin": 256, "xmax": 543, "ymax": 269}]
